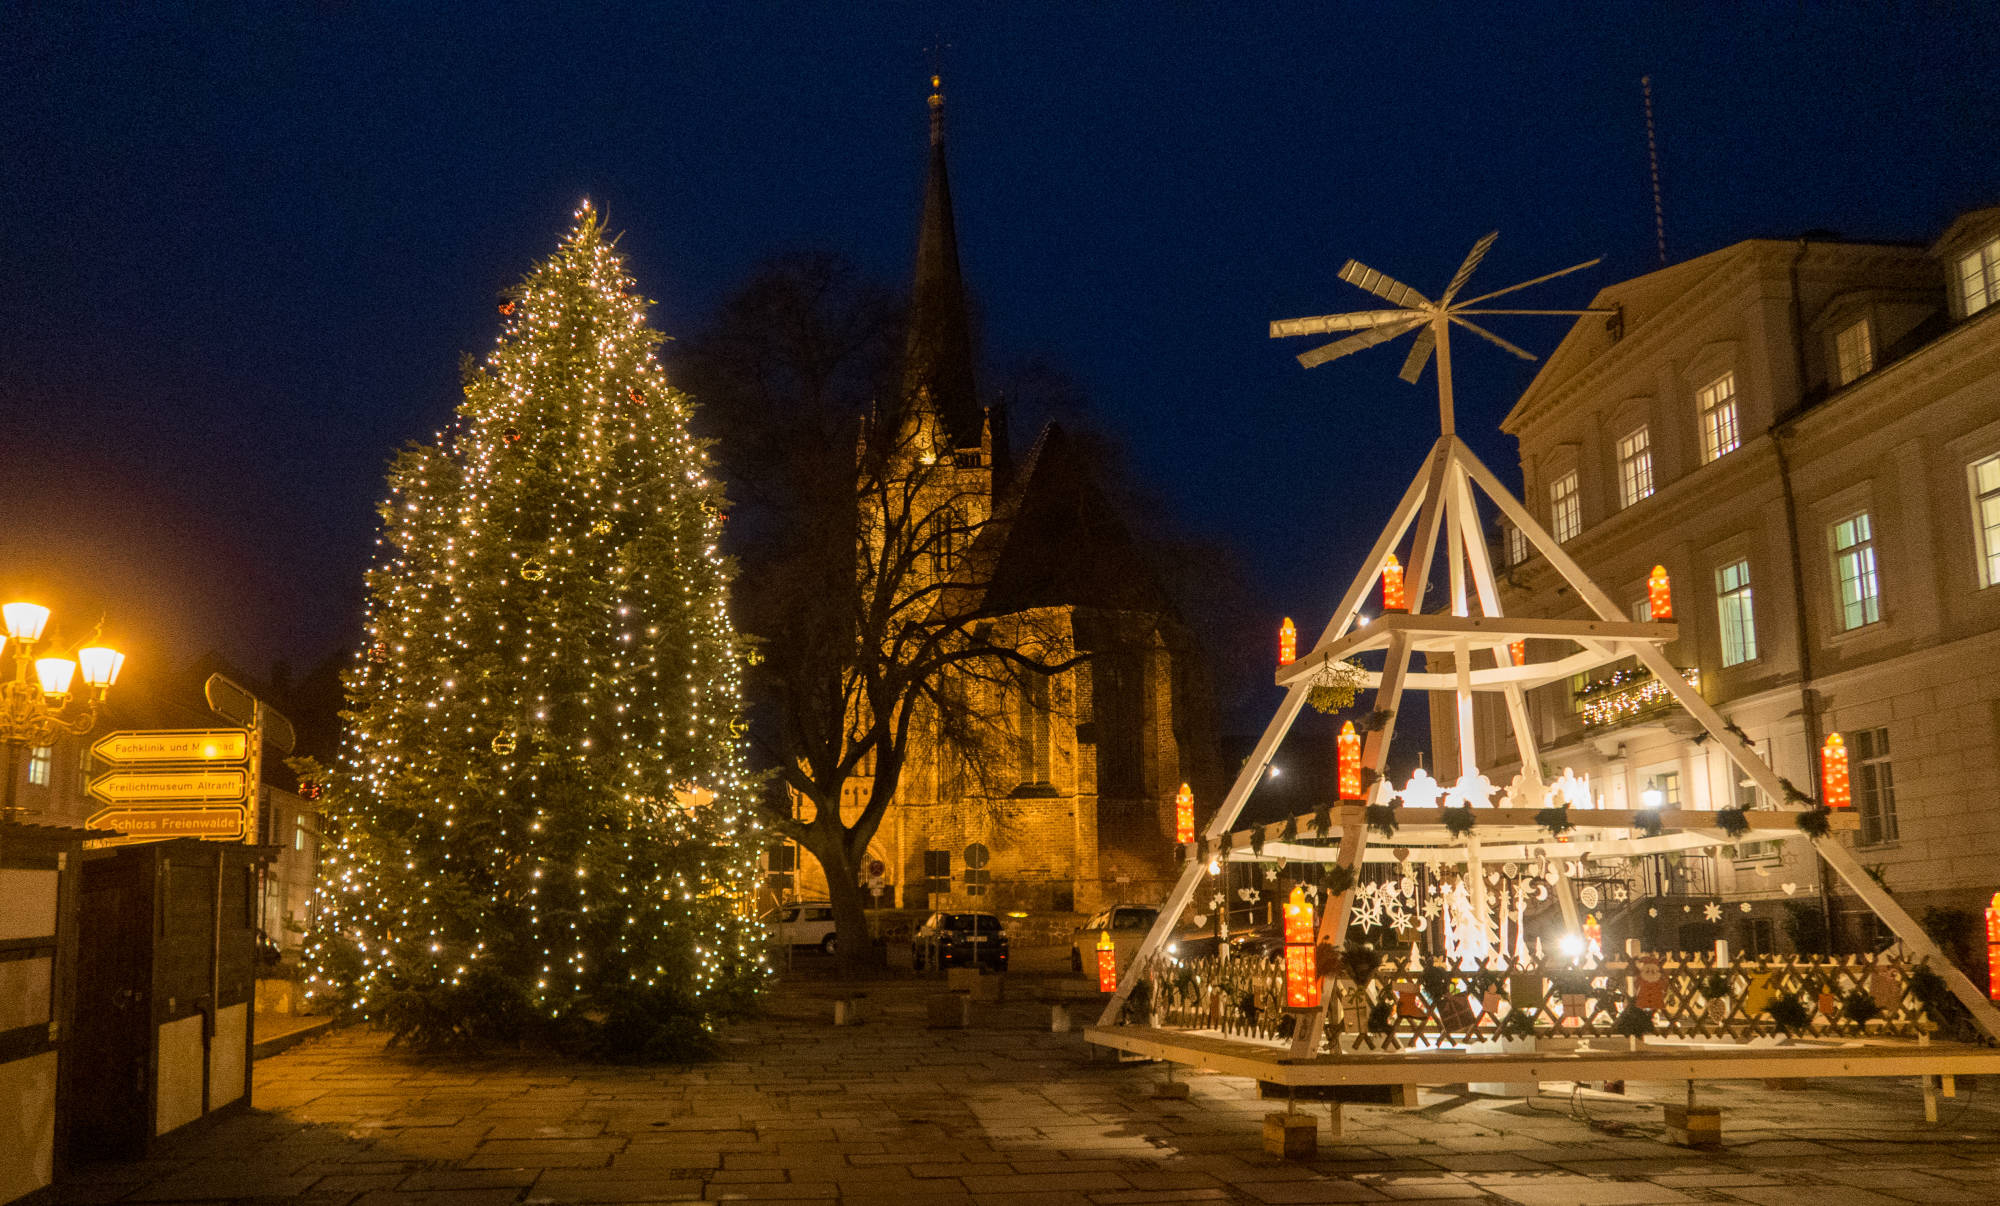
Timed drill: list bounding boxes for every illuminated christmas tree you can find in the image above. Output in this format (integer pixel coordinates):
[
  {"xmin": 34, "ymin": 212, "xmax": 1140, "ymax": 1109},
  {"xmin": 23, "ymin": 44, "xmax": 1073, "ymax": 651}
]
[{"xmin": 304, "ymin": 204, "xmax": 762, "ymax": 1055}]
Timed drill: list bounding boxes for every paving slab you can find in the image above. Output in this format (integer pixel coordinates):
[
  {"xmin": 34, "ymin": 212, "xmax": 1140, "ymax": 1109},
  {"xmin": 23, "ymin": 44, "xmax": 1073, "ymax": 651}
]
[{"xmin": 44, "ymin": 979, "xmax": 2000, "ymax": 1205}]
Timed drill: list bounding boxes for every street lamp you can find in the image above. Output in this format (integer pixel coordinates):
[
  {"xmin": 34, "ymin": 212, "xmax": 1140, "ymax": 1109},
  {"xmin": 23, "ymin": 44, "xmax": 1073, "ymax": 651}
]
[{"xmin": 0, "ymin": 600, "xmax": 123, "ymax": 818}]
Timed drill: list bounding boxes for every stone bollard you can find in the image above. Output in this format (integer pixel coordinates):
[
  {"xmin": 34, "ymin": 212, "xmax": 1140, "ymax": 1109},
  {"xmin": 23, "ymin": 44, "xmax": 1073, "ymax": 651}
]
[
  {"xmin": 1664, "ymin": 1103, "xmax": 1722, "ymax": 1149},
  {"xmin": 926, "ymin": 993, "xmax": 971, "ymax": 1029},
  {"xmin": 1262, "ymin": 1111, "xmax": 1317, "ymax": 1158},
  {"xmin": 1050, "ymin": 1004, "xmax": 1072, "ymax": 1033}
]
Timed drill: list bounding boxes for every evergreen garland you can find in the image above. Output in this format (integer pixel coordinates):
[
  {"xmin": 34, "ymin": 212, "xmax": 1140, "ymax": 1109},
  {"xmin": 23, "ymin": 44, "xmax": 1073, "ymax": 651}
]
[
  {"xmin": 1440, "ymin": 806, "xmax": 1477, "ymax": 839},
  {"xmin": 1714, "ymin": 807, "xmax": 1752, "ymax": 839},
  {"xmin": 1364, "ymin": 804, "xmax": 1399, "ymax": 839},
  {"xmin": 1795, "ymin": 806, "xmax": 1833, "ymax": 840},
  {"xmin": 1534, "ymin": 806, "xmax": 1575, "ymax": 838},
  {"xmin": 1631, "ymin": 810, "xmax": 1664, "ymax": 839}
]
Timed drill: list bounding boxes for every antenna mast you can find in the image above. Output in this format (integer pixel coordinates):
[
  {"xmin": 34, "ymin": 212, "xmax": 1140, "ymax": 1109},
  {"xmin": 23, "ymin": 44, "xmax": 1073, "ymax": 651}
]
[{"xmin": 1641, "ymin": 75, "xmax": 1668, "ymax": 268}]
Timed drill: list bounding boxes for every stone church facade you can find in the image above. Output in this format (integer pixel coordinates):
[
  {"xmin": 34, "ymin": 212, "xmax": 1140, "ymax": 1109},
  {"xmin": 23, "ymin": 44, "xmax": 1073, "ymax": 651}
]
[{"xmin": 790, "ymin": 81, "xmax": 1223, "ymax": 916}]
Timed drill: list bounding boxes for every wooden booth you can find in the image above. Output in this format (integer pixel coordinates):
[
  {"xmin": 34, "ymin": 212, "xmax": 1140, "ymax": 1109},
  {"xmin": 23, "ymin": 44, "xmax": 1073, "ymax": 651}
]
[
  {"xmin": 0, "ymin": 821, "xmax": 90, "ymax": 1206},
  {"xmin": 61, "ymin": 839, "xmax": 267, "ymax": 1165}
]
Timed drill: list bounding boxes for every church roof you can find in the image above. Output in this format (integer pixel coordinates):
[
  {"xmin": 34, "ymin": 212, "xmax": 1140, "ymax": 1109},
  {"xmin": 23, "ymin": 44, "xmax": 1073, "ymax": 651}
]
[
  {"xmin": 900, "ymin": 77, "xmax": 984, "ymax": 451},
  {"xmin": 953, "ymin": 423, "xmax": 1174, "ymax": 618}
]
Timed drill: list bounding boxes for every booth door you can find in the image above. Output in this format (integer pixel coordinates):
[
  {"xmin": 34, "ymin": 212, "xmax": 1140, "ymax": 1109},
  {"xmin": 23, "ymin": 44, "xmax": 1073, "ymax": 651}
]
[{"xmin": 66, "ymin": 851, "xmax": 153, "ymax": 1162}]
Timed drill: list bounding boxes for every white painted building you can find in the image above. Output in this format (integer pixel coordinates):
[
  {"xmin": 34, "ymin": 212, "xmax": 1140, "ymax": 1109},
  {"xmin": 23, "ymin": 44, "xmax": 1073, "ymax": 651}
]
[{"xmin": 1438, "ymin": 207, "xmax": 2000, "ymax": 963}]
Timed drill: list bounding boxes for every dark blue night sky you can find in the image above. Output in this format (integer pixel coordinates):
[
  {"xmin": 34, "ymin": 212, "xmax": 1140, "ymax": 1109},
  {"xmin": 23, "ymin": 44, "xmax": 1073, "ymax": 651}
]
[{"xmin": 2, "ymin": 5, "xmax": 1995, "ymax": 709}]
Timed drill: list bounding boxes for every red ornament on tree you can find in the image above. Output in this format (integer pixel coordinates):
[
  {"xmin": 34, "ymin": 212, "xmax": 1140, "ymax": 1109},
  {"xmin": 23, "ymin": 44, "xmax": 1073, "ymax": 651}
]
[{"xmin": 498, "ymin": 301, "xmax": 514, "ymax": 315}]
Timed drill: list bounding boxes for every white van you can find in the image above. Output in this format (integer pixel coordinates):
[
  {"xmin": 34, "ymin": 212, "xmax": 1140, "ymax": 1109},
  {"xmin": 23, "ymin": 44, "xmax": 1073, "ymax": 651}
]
[{"xmin": 764, "ymin": 902, "xmax": 839, "ymax": 954}]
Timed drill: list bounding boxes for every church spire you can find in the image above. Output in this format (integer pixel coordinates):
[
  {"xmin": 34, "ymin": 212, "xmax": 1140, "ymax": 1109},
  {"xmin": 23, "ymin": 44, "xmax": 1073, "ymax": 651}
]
[{"xmin": 902, "ymin": 72, "xmax": 982, "ymax": 451}]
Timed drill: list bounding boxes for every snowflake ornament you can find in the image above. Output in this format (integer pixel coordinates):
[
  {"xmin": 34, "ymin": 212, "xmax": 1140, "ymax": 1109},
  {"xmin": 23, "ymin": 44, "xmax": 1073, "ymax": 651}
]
[{"xmin": 1704, "ymin": 901, "xmax": 1724, "ymax": 923}]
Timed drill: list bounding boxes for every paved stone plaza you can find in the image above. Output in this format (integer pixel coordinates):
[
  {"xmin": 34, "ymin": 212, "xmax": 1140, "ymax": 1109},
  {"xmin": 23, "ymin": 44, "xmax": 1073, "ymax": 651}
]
[{"xmin": 53, "ymin": 983, "xmax": 2000, "ymax": 1205}]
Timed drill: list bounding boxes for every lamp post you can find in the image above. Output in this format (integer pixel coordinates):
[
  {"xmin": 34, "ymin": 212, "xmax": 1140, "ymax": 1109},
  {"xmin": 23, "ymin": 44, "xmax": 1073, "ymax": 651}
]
[{"xmin": 0, "ymin": 601, "xmax": 124, "ymax": 820}]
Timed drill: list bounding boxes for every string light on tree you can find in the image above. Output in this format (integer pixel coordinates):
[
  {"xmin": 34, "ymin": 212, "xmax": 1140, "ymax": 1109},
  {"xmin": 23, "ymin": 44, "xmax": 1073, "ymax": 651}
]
[{"xmin": 301, "ymin": 203, "xmax": 764, "ymax": 1053}]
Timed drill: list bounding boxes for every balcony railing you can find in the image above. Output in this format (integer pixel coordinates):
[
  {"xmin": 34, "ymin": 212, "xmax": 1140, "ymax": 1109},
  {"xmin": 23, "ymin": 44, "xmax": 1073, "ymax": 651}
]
[{"xmin": 1576, "ymin": 665, "xmax": 1700, "ymax": 729}]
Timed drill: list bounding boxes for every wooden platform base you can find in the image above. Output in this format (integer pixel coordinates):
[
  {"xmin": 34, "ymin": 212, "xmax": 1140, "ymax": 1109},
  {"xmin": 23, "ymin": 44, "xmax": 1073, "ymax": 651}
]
[{"xmin": 1086, "ymin": 1025, "xmax": 2000, "ymax": 1087}]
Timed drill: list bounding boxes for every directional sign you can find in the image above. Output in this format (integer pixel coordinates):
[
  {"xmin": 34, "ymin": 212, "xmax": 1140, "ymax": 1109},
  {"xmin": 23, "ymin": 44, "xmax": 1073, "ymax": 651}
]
[
  {"xmin": 85, "ymin": 806, "xmax": 247, "ymax": 847},
  {"xmin": 88, "ymin": 768, "xmax": 249, "ymax": 806},
  {"xmin": 91, "ymin": 728, "xmax": 250, "ymax": 765}
]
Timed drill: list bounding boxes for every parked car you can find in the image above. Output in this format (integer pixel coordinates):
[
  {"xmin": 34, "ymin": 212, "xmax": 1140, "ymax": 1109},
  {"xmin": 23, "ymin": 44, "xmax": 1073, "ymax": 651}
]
[
  {"xmin": 912, "ymin": 911, "xmax": 1009, "ymax": 972},
  {"xmin": 763, "ymin": 902, "xmax": 839, "ymax": 954},
  {"xmin": 1069, "ymin": 904, "xmax": 1159, "ymax": 973},
  {"xmin": 1160, "ymin": 920, "xmax": 1283, "ymax": 963}
]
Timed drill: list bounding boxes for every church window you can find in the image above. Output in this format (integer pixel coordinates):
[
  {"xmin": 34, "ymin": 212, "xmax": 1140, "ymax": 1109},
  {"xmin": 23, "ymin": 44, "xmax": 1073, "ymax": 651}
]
[
  {"xmin": 1093, "ymin": 651, "xmax": 1145, "ymax": 798},
  {"xmin": 1015, "ymin": 671, "xmax": 1053, "ymax": 788}
]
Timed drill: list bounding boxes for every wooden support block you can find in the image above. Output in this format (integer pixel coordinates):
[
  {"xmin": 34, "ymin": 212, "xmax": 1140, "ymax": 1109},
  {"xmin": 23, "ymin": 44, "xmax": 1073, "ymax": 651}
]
[
  {"xmin": 1387, "ymin": 1084, "xmax": 1420, "ymax": 1108},
  {"xmin": 926, "ymin": 993, "xmax": 970, "ymax": 1029},
  {"xmin": 1049, "ymin": 1004, "xmax": 1072, "ymax": 1033},
  {"xmin": 832, "ymin": 999, "xmax": 861, "ymax": 1026},
  {"xmin": 1263, "ymin": 1112, "xmax": 1317, "ymax": 1159},
  {"xmin": 1327, "ymin": 1101, "xmax": 1344, "ymax": 1139},
  {"xmin": 1943, "ymin": 1074, "xmax": 1957, "ymax": 1098},
  {"xmin": 1924, "ymin": 1075, "xmax": 1939, "ymax": 1123},
  {"xmin": 1664, "ymin": 1104, "xmax": 1722, "ymax": 1150}
]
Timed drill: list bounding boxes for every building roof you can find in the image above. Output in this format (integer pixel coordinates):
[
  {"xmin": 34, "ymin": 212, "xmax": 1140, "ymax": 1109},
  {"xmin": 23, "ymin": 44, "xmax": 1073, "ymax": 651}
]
[
  {"xmin": 951, "ymin": 423, "xmax": 1174, "ymax": 617},
  {"xmin": 899, "ymin": 77, "xmax": 983, "ymax": 452}
]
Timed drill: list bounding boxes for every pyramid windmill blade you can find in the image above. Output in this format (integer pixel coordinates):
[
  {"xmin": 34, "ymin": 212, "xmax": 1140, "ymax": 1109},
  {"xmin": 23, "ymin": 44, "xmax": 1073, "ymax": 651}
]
[
  {"xmin": 1337, "ymin": 260, "xmax": 1432, "ymax": 310},
  {"xmin": 1397, "ymin": 324, "xmax": 1437, "ymax": 383},
  {"xmin": 1270, "ymin": 309, "xmax": 1421, "ymax": 339},
  {"xmin": 1297, "ymin": 318, "xmax": 1422, "ymax": 369},
  {"xmin": 1456, "ymin": 257, "xmax": 1602, "ymax": 307},
  {"xmin": 1440, "ymin": 231, "xmax": 1498, "ymax": 305},
  {"xmin": 1451, "ymin": 315, "xmax": 1537, "ymax": 361}
]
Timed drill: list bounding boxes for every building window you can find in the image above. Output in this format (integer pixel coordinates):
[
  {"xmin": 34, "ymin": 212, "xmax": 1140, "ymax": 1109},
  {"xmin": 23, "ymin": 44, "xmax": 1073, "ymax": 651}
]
[
  {"xmin": 923, "ymin": 849, "xmax": 951, "ymax": 895},
  {"xmin": 1969, "ymin": 455, "xmax": 2000, "ymax": 588},
  {"xmin": 1731, "ymin": 739, "xmax": 1782, "ymax": 859},
  {"xmin": 1616, "ymin": 426, "xmax": 1654, "ymax": 508},
  {"xmin": 1832, "ymin": 513, "xmax": 1881, "ymax": 630},
  {"xmin": 1739, "ymin": 916, "xmax": 1777, "ymax": 957},
  {"xmin": 1834, "ymin": 318, "xmax": 1874, "ymax": 385},
  {"xmin": 1698, "ymin": 372, "xmax": 1741, "ymax": 463},
  {"xmin": 1852, "ymin": 727, "xmax": 1898, "ymax": 845},
  {"xmin": 1505, "ymin": 523, "xmax": 1530, "ymax": 567},
  {"xmin": 1716, "ymin": 558, "xmax": 1757, "ymax": 666},
  {"xmin": 962, "ymin": 843, "xmax": 991, "ymax": 896},
  {"xmin": 26, "ymin": 745, "xmax": 51, "ymax": 787},
  {"xmin": 1549, "ymin": 470, "xmax": 1581, "ymax": 543},
  {"xmin": 1630, "ymin": 597, "xmax": 1651, "ymax": 623},
  {"xmin": 1960, "ymin": 235, "xmax": 2000, "ymax": 318}
]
